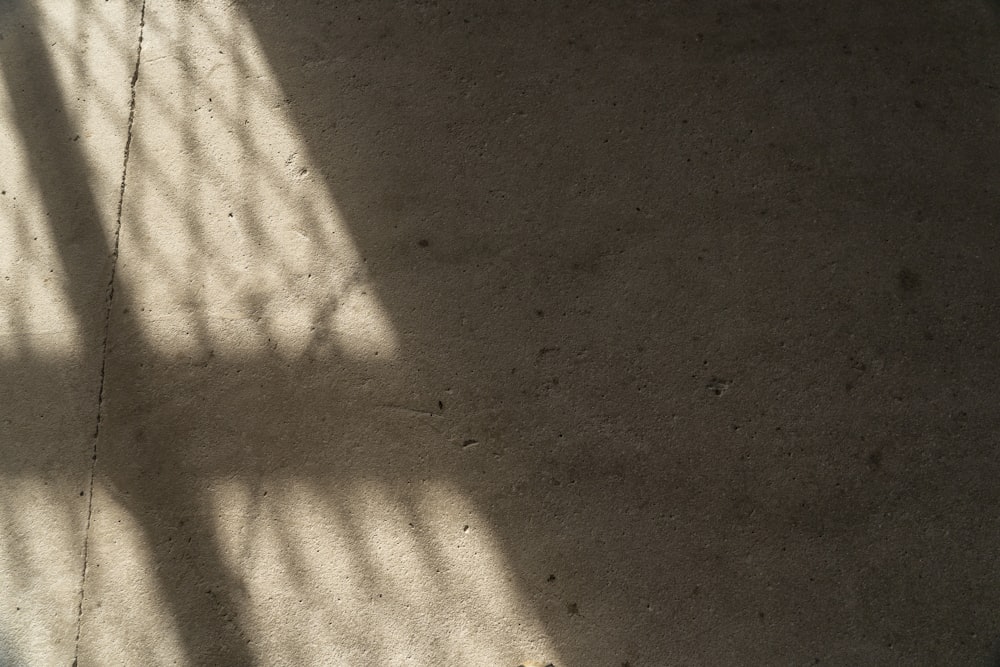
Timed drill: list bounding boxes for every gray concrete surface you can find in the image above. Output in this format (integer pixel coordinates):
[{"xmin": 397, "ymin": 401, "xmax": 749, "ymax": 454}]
[
  {"xmin": 0, "ymin": 1, "xmax": 140, "ymax": 664},
  {"xmin": 2, "ymin": 0, "xmax": 1000, "ymax": 664}
]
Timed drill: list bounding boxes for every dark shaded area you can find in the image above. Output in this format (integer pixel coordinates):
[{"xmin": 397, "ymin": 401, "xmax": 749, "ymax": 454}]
[
  {"xmin": 3, "ymin": 0, "xmax": 1000, "ymax": 664},
  {"xmin": 233, "ymin": 1, "xmax": 1000, "ymax": 662}
]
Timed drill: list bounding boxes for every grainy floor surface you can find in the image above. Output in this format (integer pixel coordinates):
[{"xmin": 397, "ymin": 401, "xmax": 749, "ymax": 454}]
[{"xmin": 1, "ymin": 1, "xmax": 999, "ymax": 665}]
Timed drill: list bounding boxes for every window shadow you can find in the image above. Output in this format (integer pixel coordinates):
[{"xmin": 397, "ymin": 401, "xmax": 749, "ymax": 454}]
[{"xmin": 2, "ymin": 0, "xmax": 1000, "ymax": 665}]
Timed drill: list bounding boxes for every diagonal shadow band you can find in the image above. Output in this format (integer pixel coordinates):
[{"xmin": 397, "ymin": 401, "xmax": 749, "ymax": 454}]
[{"xmin": 0, "ymin": 3, "xmax": 113, "ymax": 344}]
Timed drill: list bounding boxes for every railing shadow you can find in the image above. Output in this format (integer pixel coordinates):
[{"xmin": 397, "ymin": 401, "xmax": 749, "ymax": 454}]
[{"xmin": 2, "ymin": 0, "xmax": 1000, "ymax": 664}]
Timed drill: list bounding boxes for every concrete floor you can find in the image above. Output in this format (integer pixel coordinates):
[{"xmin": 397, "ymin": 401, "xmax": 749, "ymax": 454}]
[{"xmin": 2, "ymin": 0, "xmax": 1000, "ymax": 664}]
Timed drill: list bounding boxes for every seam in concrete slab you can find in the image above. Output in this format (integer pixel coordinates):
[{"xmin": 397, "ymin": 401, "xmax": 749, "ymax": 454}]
[{"xmin": 72, "ymin": 1, "xmax": 147, "ymax": 664}]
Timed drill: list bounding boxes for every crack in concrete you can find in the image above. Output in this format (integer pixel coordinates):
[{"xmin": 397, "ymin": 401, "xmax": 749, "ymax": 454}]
[{"xmin": 72, "ymin": 1, "xmax": 147, "ymax": 664}]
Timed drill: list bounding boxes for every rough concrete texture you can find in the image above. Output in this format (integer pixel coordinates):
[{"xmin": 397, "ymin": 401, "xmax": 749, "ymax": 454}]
[
  {"xmin": 0, "ymin": 1, "xmax": 141, "ymax": 664},
  {"xmin": 3, "ymin": 0, "xmax": 1000, "ymax": 664}
]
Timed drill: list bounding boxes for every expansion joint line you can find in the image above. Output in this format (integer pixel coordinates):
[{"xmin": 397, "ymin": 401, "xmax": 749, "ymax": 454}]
[{"xmin": 73, "ymin": 1, "xmax": 147, "ymax": 664}]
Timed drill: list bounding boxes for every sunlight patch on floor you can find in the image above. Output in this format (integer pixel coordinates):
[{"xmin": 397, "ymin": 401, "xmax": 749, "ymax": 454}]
[
  {"xmin": 0, "ymin": 479, "xmax": 84, "ymax": 664},
  {"xmin": 80, "ymin": 485, "xmax": 190, "ymax": 666},
  {"xmin": 201, "ymin": 478, "xmax": 561, "ymax": 665},
  {"xmin": 0, "ymin": 76, "xmax": 83, "ymax": 359},
  {"xmin": 118, "ymin": 0, "xmax": 397, "ymax": 360}
]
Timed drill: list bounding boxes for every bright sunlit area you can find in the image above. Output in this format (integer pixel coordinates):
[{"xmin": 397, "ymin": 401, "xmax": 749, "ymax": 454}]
[{"xmin": 0, "ymin": 1, "xmax": 557, "ymax": 664}]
